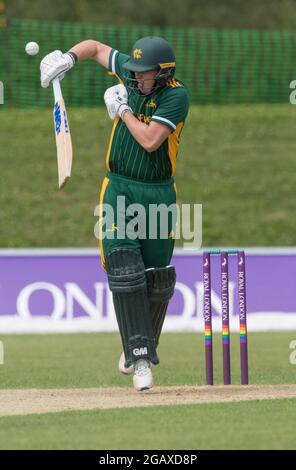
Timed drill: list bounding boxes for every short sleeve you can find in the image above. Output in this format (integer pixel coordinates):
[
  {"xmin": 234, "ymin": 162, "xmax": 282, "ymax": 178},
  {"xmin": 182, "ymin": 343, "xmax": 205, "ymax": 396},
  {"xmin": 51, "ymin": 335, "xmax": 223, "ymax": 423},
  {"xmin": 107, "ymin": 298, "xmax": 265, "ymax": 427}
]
[
  {"xmin": 108, "ymin": 49, "xmax": 130, "ymax": 81},
  {"xmin": 151, "ymin": 88, "xmax": 189, "ymax": 131}
]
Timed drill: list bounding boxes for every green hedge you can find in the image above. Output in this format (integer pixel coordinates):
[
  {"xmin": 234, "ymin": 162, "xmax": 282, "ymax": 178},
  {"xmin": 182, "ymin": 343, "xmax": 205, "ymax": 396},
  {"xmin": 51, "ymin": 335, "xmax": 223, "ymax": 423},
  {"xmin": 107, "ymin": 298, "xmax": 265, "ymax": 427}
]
[{"xmin": 1, "ymin": 18, "xmax": 296, "ymax": 106}]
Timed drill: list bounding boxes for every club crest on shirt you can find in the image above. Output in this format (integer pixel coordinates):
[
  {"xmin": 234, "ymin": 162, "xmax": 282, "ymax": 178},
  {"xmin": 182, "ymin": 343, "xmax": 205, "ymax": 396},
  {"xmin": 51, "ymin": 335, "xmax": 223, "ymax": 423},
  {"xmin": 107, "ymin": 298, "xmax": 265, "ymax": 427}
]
[{"xmin": 146, "ymin": 99, "xmax": 157, "ymax": 109}]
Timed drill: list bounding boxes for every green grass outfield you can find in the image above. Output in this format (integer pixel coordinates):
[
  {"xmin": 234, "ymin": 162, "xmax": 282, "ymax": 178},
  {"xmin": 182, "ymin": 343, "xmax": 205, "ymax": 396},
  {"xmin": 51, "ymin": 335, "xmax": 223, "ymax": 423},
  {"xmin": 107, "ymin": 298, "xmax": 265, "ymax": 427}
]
[
  {"xmin": 0, "ymin": 104, "xmax": 295, "ymax": 247},
  {"xmin": 0, "ymin": 332, "xmax": 296, "ymax": 449},
  {"xmin": 1, "ymin": 400, "xmax": 296, "ymax": 450}
]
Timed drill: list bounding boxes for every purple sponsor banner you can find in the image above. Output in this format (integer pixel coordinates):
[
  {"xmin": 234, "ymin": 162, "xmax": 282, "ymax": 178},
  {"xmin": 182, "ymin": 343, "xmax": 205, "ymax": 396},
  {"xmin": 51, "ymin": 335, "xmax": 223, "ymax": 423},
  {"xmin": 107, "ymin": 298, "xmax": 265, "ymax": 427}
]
[
  {"xmin": 0, "ymin": 255, "xmax": 104, "ymax": 318},
  {"xmin": 174, "ymin": 252, "xmax": 296, "ymax": 316},
  {"xmin": 1, "ymin": 249, "xmax": 296, "ymax": 332}
]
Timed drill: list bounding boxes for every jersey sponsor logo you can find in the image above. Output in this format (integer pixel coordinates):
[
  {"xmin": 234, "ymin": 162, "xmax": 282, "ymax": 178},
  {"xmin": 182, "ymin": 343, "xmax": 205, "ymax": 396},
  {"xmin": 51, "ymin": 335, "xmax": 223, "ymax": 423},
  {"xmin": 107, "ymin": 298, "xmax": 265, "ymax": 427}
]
[
  {"xmin": 133, "ymin": 347, "xmax": 148, "ymax": 356},
  {"xmin": 133, "ymin": 48, "xmax": 142, "ymax": 59},
  {"xmin": 166, "ymin": 79, "xmax": 182, "ymax": 88},
  {"xmin": 146, "ymin": 99, "xmax": 157, "ymax": 109}
]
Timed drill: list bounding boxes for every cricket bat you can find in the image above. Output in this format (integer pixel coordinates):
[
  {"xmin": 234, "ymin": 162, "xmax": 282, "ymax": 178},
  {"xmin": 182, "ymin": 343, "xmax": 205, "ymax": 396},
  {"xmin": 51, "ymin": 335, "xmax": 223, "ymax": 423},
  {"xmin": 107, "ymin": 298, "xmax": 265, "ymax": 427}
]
[{"xmin": 52, "ymin": 78, "xmax": 72, "ymax": 189}]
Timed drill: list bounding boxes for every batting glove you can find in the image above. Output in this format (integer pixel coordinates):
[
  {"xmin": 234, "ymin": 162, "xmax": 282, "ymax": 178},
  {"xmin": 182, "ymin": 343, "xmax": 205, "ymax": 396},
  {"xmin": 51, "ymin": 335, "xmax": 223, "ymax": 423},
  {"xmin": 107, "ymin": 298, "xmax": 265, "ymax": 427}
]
[
  {"xmin": 40, "ymin": 50, "xmax": 77, "ymax": 88},
  {"xmin": 104, "ymin": 84, "xmax": 133, "ymax": 120}
]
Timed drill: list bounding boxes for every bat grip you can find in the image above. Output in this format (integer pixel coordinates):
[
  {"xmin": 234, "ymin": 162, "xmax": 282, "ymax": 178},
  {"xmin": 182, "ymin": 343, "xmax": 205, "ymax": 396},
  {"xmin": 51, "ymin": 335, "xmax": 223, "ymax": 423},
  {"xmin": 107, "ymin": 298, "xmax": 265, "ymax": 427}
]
[{"xmin": 52, "ymin": 78, "xmax": 63, "ymax": 102}]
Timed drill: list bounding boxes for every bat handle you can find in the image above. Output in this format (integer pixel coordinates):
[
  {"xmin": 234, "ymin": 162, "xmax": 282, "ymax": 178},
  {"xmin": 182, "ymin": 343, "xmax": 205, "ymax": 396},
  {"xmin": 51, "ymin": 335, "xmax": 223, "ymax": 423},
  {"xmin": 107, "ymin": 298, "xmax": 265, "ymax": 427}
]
[{"xmin": 52, "ymin": 78, "xmax": 63, "ymax": 102}]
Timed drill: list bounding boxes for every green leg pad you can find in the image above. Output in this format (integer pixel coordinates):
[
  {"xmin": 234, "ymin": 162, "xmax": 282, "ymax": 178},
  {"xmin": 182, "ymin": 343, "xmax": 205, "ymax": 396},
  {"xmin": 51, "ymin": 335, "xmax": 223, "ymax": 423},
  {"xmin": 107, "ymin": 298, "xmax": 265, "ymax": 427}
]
[
  {"xmin": 106, "ymin": 248, "xmax": 159, "ymax": 367},
  {"xmin": 146, "ymin": 266, "xmax": 176, "ymax": 346}
]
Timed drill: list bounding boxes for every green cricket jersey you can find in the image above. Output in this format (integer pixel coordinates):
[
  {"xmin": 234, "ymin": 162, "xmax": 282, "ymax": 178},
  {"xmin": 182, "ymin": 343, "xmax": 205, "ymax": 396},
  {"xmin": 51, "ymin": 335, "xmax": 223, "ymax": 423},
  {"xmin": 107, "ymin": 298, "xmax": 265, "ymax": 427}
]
[{"xmin": 106, "ymin": 48, "xmax": 189, "ymax": 182}]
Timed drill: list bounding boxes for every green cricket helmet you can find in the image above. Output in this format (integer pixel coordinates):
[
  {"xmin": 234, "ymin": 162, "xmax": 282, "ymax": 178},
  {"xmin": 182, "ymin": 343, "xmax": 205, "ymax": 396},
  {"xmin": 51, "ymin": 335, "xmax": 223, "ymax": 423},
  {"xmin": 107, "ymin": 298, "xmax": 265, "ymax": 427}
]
[{"xmin": 122, "ymin": 36, "xmax": 176, "ymax": 94}]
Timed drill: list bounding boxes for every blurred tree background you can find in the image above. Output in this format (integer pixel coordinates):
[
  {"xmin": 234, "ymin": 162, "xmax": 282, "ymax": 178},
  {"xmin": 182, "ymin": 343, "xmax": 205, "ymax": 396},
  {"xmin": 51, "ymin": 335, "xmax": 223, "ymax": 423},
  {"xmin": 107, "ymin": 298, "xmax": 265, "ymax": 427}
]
[
  {"xmin": 2, "ymin": 1, "xmax": 296, "ymax": 248},
  {"xmin": 7, "ymin": 0, "xmax": 296, "ymax": 29}
]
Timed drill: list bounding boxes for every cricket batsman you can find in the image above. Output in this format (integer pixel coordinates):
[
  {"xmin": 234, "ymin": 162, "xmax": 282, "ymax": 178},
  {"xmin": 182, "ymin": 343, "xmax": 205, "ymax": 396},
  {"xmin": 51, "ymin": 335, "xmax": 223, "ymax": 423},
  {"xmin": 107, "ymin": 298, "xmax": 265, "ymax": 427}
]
[{"xmin": 40, "ymin": 36, "xmax": 189, "ymax": 391}]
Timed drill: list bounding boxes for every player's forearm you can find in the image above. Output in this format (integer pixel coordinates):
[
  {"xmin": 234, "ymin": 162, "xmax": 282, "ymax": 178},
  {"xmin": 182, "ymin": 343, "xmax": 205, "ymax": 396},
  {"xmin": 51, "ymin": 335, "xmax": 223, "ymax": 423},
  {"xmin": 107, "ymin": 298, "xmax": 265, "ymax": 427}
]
[
  {"xmin": 69, "ymin": 40, "xmax": 99, "ymax": 60},
  {"xmin": 123, "ymin": 112, "xmax": 157, "ymax": 152},
  {"xmin": 69, "ymin": 40, "xmax": 111, "ymax": 67}
]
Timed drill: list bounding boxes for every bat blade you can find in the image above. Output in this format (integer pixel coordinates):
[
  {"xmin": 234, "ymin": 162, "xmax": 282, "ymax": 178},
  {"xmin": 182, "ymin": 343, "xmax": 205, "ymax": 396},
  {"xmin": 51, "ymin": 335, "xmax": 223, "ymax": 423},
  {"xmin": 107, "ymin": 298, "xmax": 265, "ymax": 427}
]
[{"xmin": 53, "ymin": 97, "xmax": 72, "ymax": 189}]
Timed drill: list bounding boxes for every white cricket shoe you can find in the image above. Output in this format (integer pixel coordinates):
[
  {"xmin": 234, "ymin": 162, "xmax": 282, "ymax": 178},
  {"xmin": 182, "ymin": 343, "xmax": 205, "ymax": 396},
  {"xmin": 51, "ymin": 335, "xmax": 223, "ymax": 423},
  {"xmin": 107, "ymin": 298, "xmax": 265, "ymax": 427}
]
[
  {"xmin": 118, "ymin": 352, "xmax": 134, "ymax": 375},
  {"xmin": 133, "ymin": 359, "xmax": 153, "ymax": 392}
]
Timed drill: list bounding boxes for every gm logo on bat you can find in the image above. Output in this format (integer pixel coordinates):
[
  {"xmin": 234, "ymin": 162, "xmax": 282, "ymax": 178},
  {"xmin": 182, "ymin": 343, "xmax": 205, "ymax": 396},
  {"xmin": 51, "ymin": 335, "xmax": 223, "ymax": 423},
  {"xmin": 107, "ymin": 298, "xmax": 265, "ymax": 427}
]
[
  {"xmin": 54, "ymin": 102, "xmax": 61, "ymax": 135},
  {"xmin": 63, "ymin": 110, "xmax": 69, "ymax": 133}
]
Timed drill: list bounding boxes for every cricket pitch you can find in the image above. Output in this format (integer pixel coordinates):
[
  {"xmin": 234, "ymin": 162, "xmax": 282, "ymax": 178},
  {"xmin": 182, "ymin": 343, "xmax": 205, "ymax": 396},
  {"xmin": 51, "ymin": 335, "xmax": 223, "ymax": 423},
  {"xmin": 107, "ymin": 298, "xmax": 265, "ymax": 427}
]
[{"xmin": 1, "ymin": 384, "xmax": 296, "ymax": 416}]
